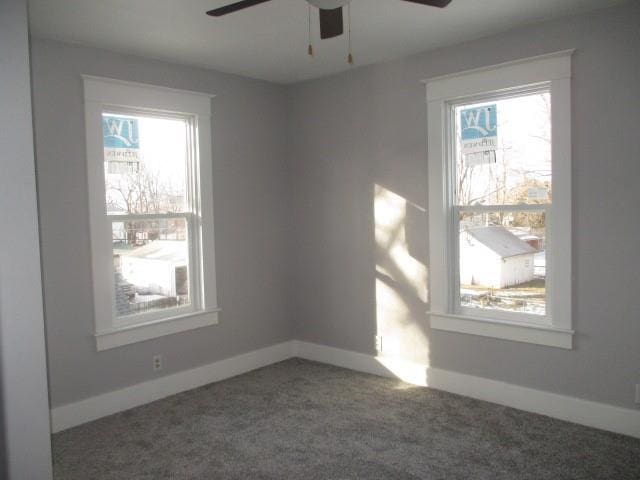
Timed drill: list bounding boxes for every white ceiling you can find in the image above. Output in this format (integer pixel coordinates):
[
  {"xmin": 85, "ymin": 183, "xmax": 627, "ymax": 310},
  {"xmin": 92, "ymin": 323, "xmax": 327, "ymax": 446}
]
[{"xmin": 28, "ymin": 0, "xmax": 625, "ymax": 84}]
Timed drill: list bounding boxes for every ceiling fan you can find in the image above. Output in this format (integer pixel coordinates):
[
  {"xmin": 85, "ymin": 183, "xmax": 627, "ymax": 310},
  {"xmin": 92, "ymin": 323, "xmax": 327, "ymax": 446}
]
[{"xmin": 207, "ymin": 0, "xmax": 452, "ymax": 40}]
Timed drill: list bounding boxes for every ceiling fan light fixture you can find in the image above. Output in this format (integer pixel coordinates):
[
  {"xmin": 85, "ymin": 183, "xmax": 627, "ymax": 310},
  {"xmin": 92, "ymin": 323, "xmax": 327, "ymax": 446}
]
[{"xmin": 208, "ymin": 0, "xmax": 452, "ymax": 66}]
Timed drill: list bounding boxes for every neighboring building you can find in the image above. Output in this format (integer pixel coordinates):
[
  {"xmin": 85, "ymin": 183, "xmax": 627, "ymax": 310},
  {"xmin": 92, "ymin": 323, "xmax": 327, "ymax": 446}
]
[
  {"xmin": 460, "ymin": 226, "xmax": 537, "ymax": 289},
  {"xmin": 119, "ymin": 240, "xmax": 189, "ymax": 298},
  {"xmin": 508, "ymin": 227, "xmax": 544, "ymax": 251}
]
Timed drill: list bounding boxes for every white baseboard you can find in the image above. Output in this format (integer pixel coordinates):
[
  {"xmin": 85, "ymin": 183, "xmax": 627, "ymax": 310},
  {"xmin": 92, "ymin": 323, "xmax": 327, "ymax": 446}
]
[
  {"xmin": 52, "ymin": 339, "xmax": 640, "ymax": 439},
  {"xmin": 293, "ymin": 340, "xmax": 640, "ymax": 439},
  {"xmin": 50, "ymin": 341, "xmax": 294, "ymax": 433}
]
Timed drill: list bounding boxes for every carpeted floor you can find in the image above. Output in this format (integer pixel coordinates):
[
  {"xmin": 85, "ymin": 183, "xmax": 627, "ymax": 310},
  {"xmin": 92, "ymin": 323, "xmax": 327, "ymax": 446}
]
[{"xmin": 52, "ymin": 358, "xmax": 640, "ymax": 479}]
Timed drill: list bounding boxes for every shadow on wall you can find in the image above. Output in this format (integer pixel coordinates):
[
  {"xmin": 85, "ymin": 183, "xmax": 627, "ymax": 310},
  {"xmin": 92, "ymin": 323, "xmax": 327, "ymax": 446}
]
[{"xmin": 373, "ymin": 184, "xmax": 431, "ymax": 381}]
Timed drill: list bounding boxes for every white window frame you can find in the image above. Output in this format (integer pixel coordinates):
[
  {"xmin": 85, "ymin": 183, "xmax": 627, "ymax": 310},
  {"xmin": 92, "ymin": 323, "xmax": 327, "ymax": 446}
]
[
  {"xmin": 424, "ymin": 51, "xmax": 573, "ymax": 349},
  {"xmin": 83, "ymin": 76, "xmax": 220, "ymax": 351}
]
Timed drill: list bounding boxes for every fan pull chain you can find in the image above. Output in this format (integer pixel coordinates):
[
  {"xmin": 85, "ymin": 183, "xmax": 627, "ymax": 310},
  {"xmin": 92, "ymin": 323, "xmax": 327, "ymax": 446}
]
[
  {"xmin": 347, "ymin": 3, "xmax": 353, "ymax": 65},
  {"xmin": 308, "ymin": 5, "xmax": 314, "ymax": 57}
]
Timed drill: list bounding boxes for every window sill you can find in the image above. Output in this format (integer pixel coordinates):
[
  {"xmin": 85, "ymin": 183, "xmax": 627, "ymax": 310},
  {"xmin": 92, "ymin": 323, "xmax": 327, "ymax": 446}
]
[
  {"xmin": 428, "ymin": 312, "xmax": 573, "ymax": 349},
  {"xmin": 95, "ymin": 308, "xmax": 221, "ymax": 351}
]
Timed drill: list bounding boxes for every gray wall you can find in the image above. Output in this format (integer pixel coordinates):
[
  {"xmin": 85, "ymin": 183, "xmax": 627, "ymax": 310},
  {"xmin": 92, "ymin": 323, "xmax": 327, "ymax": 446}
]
[
  {"xmin": 31, "ymin": 39, "xmax": 291, "ymax": 408},
  {"xmin": 289, "ymin": 2, "xmax": 640, "ymax": 409},
  {"xmin": 0, "ymin": 0, "xmax": 53, "ymax": 477}
]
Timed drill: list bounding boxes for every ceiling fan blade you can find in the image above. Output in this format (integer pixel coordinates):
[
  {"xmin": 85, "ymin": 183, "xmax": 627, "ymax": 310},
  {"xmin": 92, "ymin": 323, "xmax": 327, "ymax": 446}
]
[
  {"xmin": 401, "ymin": 0, "xmax": 452, "ymax": 7},
  {"xmin": 319, "ymin": 7, "xmax": 344, "ymax": 40},
  {"xmin": 206, "ymin": 0, "xmax": 273, "ymax": 17}
]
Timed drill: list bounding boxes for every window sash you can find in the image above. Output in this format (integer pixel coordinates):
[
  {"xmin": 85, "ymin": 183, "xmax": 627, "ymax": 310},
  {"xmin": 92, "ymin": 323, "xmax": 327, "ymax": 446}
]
[
  {"xmin": 447, "ymin": 86, "xmax": 552, "ymax": 209},
  {"xmin": 101, "ymin": 107, "xmax": 197, "ymax": 217},
  {"xmin": 108, "ymin": 212, "xmax": 201, "ymax": 328},
  {"xmin": 451, "ymin": 204, "xmax": 549, "ymax": 325}
]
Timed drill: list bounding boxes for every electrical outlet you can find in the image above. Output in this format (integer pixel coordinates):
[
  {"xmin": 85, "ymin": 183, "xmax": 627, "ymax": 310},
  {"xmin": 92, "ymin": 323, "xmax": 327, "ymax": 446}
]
[
  {"xmin": 153, "ymin": 355, "xmax": 162, "ymax": 372},
  {"xmin": 635, "ymin": 384, "xmax": 640, "ymax": 405},
  {"xmin": 375, "ymin": 335, "xmax": 383, "ymax": 352}
]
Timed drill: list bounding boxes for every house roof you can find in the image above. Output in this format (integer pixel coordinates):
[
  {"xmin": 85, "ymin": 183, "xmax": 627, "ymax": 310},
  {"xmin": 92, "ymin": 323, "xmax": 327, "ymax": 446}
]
[
  {"xmin": 508, "ymin": 227, "xmax": 542, "ymax": 242},
  {"xmin": 125, "ymin": 240, "xmax": 187, "ymax": 264},
  {"xmin": 465, "ymin": 226, "xmax": 536, "ymax": 258}
]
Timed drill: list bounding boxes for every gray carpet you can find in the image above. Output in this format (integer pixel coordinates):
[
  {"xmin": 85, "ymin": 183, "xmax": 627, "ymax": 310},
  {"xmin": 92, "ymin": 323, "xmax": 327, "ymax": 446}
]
[{"xmin": 53, "ymin": 358, "xmax": 640, "ymax": 479}]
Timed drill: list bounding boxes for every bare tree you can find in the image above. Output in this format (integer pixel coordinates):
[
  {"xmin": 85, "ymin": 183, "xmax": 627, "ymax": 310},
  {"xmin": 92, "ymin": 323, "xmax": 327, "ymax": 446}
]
[
  {"xmin": 106, "ymin": 163, "xmax": 182, "ymax": 214},
  {"xmin": 106, "ymin": 163, "xmax": 184, "ymax": 245}
]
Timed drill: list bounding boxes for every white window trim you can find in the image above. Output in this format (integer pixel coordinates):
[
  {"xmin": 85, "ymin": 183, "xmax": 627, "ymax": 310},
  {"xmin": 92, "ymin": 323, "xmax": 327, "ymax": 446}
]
[
  {"xmin": 423, "ymin": 51, "xmax": 573, "ymax": 349},
  {"xmin": 83, "ymin": 75, "xmax": 220, "ymax": 351}
]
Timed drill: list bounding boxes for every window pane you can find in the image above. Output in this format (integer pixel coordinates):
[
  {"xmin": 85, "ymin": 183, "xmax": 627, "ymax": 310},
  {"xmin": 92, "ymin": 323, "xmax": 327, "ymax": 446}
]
[
  {"xmin": 454, "ymin": 92, "xmax": 551, "ymax": 206},
  {"xmin": 459, "ymin": 210, "xmax": 546, "ymax": 315},
  {"xmin": 112, "ymin": 218, "xmax": 190, "ymax": 318},
  {"xmin": 103, "ymin": 113, "xmax": 188, "ymax": 214}
]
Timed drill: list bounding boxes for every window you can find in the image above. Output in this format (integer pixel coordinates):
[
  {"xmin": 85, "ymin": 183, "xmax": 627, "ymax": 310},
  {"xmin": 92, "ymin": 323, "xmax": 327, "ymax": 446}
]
[
  {"xmin": 83, "ymin": 76, "xmax": 219, "ymax": 350},
  {"xmin": 425, "ymin": 51, "xmax": 573, "ymax": 348}
]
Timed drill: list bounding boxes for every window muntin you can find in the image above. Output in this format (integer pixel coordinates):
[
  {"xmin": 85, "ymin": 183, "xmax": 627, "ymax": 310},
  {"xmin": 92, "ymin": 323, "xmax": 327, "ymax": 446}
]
[{"xmin": 449, "ymin": 90, "xmax": 552, "ymax": 323}]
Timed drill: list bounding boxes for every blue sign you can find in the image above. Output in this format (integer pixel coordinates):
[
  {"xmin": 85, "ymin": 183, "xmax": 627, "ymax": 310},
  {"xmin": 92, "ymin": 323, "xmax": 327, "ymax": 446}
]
[
  {"xmin": 460, "ymin": 104, "xmax": 498, "ymax": 166},
  {"xmin": 460, "ymin": 105, "xmax": 497, "ymax": 141},
  {"xmin": 102, "ymin": 115, "xmax": 139, "ymax": 149}
]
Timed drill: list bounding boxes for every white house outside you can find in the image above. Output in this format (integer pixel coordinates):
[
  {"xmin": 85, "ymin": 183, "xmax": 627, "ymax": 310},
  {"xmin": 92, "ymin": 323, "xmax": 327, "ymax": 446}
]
[
  {"xmin": 115, "ymin": 240, "xmax": 189, "ymax": 316},
  {"xmin": 460, "ymin": 226, "xmax": 536, "ymax": 289}
]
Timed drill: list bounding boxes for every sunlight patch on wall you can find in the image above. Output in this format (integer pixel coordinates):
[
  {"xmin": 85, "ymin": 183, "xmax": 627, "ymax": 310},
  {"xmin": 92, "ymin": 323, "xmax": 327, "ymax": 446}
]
[
  {"xmin": 374, "ymin": 184, "xmax": 429, "ymax": 365},
  {"xmin": 374, "ymin": 186, "xmax": 427, "ymax": 301}
]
